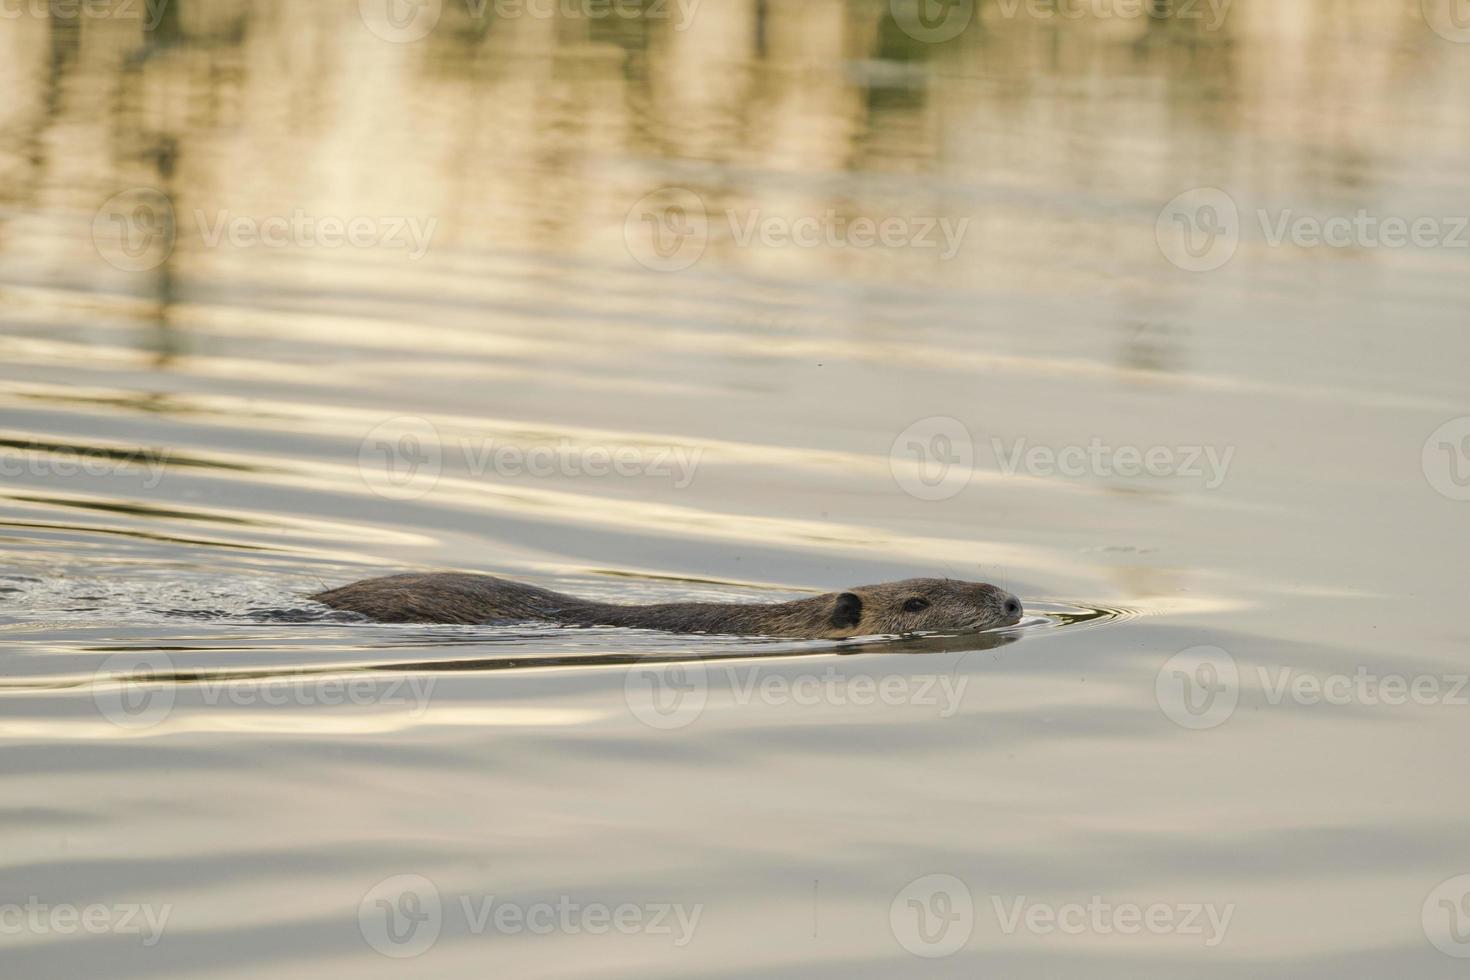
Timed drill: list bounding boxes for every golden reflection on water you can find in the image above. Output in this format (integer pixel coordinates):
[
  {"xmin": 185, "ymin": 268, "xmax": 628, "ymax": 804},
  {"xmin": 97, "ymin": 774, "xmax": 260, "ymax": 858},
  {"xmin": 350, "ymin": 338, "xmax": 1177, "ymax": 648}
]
[{"xmin": 3, "ymin": 1, "xmax": 1464, "ymax": 323}]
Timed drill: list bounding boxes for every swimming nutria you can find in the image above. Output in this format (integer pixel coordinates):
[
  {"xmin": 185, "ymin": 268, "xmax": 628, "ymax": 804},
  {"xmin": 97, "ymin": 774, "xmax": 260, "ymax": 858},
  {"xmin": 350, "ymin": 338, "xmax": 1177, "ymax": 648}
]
[{"xmin": 311, "ymin": 573, "xmax": 1023, "ymax": 639}]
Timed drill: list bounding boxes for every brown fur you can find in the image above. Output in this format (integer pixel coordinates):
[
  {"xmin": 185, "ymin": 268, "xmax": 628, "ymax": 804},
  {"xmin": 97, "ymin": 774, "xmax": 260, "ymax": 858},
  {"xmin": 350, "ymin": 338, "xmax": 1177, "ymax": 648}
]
[{"xmin": 311, "ymin": 573, "xmax": 1022, "ymax": 639}]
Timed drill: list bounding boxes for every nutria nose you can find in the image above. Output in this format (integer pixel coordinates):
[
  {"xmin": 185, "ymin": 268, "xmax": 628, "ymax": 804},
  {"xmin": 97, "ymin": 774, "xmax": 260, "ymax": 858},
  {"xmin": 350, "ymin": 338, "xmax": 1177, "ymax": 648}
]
[{"xmin": 1003, "ymin": 596, "xmax": 1023, "ymax": 619}]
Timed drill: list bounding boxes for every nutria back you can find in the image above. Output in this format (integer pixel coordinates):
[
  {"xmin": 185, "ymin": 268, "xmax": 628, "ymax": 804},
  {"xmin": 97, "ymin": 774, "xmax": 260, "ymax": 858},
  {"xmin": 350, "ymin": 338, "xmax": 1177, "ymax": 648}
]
[{"xmin": 312, "ymin": 573, "xmax": 1022, "ymax": 639}]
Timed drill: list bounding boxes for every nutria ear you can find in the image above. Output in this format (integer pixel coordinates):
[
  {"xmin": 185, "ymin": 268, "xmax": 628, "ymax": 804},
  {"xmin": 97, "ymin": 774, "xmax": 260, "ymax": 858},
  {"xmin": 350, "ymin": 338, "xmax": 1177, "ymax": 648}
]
[{"xmin": 830, "ymin": 592, "xmax": 863, "ymax": 629}]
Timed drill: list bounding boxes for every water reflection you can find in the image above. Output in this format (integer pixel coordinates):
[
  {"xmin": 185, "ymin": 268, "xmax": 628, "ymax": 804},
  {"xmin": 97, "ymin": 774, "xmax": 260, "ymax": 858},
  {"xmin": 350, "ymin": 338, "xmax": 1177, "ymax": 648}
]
[{"xmin": 3, "ymin": 1, "xmax": 1470, "ymax": 977}]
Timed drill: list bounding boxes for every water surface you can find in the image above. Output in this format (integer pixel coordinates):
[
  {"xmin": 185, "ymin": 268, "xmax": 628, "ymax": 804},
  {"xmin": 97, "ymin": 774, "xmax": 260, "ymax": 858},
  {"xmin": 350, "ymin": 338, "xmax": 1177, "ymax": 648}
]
[{"xmin": 2, "ymin": 0, "xmax": 1469, "ymax": 975}]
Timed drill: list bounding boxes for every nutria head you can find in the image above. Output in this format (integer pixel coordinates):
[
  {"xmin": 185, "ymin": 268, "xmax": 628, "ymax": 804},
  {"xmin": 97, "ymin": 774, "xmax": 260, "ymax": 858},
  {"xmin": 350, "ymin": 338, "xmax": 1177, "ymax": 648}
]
[{"xmin": 823, "ymin": 578, "xmax": 1022, "ymax": 638}]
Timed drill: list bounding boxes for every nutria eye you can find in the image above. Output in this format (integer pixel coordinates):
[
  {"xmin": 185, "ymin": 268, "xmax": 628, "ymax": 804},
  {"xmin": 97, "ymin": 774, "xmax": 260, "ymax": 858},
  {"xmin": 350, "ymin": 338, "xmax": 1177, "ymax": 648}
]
[{"xmin": 902, "ymin": 597, "xmax": 929, "ymax": 613}]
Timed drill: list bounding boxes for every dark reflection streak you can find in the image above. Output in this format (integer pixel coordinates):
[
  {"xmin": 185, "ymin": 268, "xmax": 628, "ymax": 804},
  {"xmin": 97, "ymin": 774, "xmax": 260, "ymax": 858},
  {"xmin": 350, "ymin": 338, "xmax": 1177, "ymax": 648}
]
[
  {"xmin": 1, "ymin": 494, "xmax": 264, "ymax": 526},
  {"xmin": 0, "ymin": 519, "xmax": 281, "ymax": 552},
  {"xmin": 8, "ymin": 390, "xmax": 218, "ymax": 418},
  {"xmin": 0, "ymin": 0, "xmax": 79, "ymax": 247},
  {"xmin": 6, "ymin": 608, "xmax": 1126, "ymax": 693},
  {"xmin": 116, "ymin": 9, "xmax": 181, "ymax": 366},
  {"xmin": 0, "ymin": 437, "xmax": 262, "ymax": 474},
  {"xmin": 35, "ymin": 8, "xmax": 81, "ymax": 167},
  {"xmin": 113, "ymin": 0, "xmax": 251, "ymax": 367},
  {"xmin": 8, "ymin": 636, "xmax": 1018, "ymax": 695}
]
